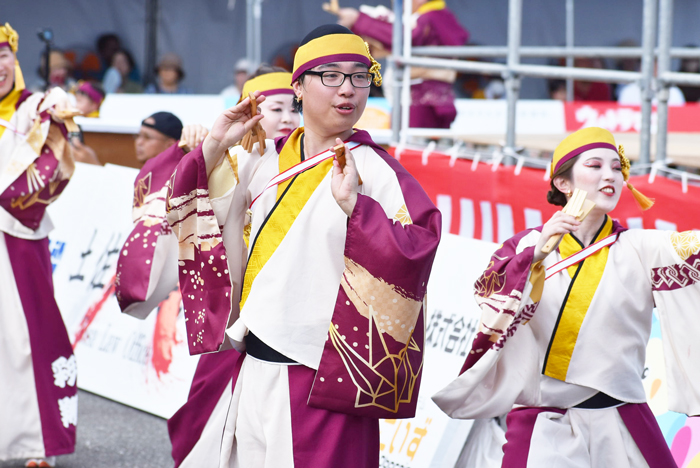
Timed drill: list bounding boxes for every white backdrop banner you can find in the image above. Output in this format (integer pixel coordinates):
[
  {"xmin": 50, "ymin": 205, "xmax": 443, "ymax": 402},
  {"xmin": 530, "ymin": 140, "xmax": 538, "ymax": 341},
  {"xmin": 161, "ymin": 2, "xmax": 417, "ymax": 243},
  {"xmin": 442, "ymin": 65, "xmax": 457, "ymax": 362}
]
[
  {"xmin": 47, "ymin": 162, "xmax": 199, "ymax": 419},
  {"xmin": 378, "ymin": 234, "xmax": 498, "ymax": 468}
]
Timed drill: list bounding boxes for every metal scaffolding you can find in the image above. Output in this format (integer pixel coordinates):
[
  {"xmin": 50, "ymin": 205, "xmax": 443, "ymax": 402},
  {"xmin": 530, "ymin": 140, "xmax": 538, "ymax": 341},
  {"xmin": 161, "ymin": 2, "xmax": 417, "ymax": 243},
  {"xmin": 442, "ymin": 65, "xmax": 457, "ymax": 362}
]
[
  {"xmin": 390, "ymin": 0, "xmax": 700, "ymax": 165},
  {"xmin": 245, "ymin": 0, "xmax": 263, "ymax": 75}
]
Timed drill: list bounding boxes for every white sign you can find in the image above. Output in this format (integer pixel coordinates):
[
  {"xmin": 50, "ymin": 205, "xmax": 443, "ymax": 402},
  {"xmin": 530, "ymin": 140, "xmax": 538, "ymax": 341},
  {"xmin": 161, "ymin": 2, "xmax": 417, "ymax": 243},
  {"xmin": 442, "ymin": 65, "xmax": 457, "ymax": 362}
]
[
  {"xmin": 48, "ymin": 162, "xmax": 199, "ymax": 419},
  {"xmin": 378, "ymin": 234, "xmax": 499, "ymax": 468}
]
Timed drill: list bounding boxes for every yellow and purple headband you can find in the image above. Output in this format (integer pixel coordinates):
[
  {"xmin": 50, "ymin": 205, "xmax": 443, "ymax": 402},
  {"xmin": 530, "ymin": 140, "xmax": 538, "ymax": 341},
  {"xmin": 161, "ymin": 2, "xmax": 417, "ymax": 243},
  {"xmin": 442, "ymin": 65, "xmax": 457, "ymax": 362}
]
[
  {"xmin": 292, "ymin": 24, "xmax": 382, "ymax": 86},
  {"xmin": 76, "ymin": 81, "xmax": 105, "ymax": 105},
  {"xmin": 239, "ymin": 71, "xmax": 294, "ymax": 103},
  {"xmin": 0, "ymin": 22, "xmax": 25, "ymax": 91},
  {"xmin": 552, "ymin": 127, "xmax": 654, "ymax": 210},
  {"xmin": 551, "ymin": 127, "xmax": 618, "ymax": 178}
]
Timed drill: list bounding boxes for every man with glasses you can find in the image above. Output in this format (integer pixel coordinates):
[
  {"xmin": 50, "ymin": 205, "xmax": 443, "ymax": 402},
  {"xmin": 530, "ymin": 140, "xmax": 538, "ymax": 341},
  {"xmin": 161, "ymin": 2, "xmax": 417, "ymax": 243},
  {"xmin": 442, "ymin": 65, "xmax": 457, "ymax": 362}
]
[
  {"xmin": 134, "ymin": 111, "xmax": 183, "ymax": 163},
  {"xmin": 166, "ymin": 24, "xmax": 441, "ymax": 467}
]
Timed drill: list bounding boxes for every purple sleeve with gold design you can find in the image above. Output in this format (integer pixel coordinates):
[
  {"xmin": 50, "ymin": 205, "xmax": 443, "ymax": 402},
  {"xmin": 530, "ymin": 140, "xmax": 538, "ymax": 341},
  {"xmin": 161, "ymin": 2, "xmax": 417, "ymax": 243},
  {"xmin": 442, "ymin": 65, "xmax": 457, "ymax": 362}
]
[
  {"xmin": 0, "ymin": 93, "xmax": 72, "ymax": 229},
  {"xmin": 308, "ymin": 135, "xmax": 441, "ymax": 419},
  {"xmin": 460, "ymin": 228, "xmax": 542, "ymax": 375},
  {"xmin": 165, "ymin": 145, "xmax": 233, "ymax": 355},
  {"xmin": 115, "ymin": 144, "xmax": 184, "ymax": 313}
]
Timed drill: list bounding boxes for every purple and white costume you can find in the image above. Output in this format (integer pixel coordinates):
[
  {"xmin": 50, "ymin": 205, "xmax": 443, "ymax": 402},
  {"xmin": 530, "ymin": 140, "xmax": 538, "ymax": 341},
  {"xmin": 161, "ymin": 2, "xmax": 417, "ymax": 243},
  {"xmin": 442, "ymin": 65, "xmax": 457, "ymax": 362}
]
[{"xmin": 0, "ymin": 87, "xmax": 77, "ymax": 460}]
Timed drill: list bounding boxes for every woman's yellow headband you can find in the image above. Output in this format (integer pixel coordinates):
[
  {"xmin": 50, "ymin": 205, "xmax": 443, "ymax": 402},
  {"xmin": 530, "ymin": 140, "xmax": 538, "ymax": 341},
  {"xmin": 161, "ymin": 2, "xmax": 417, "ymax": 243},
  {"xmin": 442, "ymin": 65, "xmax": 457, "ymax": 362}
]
[
  {"xmin": 239, "ymin": 72, "xmax": 294, "ymax": 103},
  {"xmin": 552, "ymin": 127, "xmax": 654, "ymax": 210}
]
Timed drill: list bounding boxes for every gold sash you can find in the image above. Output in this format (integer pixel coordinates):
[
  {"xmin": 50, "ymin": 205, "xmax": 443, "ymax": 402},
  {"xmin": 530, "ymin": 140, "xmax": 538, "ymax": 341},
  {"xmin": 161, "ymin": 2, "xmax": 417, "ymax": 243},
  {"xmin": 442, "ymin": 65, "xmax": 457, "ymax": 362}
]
[
  {"xmin": 239, "ymin": 128, "xmax": 333, "ymax": 308},
  {"xmin": 543, "ymin": 216, "xmax": 613, "ymax": 381},
  {"xmin": 0, "ymin": 87, "xmax": 22, "ymax": 140}
]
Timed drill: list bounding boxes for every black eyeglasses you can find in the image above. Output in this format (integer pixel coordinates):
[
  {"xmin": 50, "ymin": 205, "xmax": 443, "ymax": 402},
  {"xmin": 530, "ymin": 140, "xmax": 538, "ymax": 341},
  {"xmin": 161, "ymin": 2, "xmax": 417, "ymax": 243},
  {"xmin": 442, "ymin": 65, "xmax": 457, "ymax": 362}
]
[{"xmin": 304, "ymin": 70, "xmax": 373, "ymax": 88}]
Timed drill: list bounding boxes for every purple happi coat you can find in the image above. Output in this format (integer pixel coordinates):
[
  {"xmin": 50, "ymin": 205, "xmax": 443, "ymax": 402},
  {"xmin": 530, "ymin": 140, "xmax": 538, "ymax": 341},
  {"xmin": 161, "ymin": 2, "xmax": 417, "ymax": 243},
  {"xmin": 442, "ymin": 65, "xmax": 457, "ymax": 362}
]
[
  {"xmin": 115, "ymin": 143, "xmax": 186, "ymax": 319},
  {"xmin": 165, "ymin": 127, "xmax": 441, "ymax": 421}
]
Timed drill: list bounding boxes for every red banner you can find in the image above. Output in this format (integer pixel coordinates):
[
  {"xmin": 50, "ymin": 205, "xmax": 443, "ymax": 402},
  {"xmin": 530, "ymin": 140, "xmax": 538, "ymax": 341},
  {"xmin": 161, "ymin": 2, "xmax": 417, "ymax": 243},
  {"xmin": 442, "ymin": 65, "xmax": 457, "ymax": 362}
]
[
  {"xmin": 564, "ymin": 102, "xmax": 700, "ymax": 133},
  {"xmin": 392, "ymin": 148, "xmax": 700, "ymax": 243}
]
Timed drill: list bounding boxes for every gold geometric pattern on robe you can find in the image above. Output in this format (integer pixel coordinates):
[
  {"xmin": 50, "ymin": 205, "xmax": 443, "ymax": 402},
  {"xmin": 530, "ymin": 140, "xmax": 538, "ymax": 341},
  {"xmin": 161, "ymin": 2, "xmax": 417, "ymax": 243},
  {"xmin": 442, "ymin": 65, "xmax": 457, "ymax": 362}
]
[
  {"xmin": 341, "ymin": 256, "xmax": 421, "ymax": 345},
  {"xmin": 474, "ymin": 259, "xmax": 506, "ymax": 298},
  {"xmin": 11, "ymin": 168, "xmax": 63, "ymax": 211},
  {"xmin": 328, "ymin": 305, "xmax": 422, "ymax": 413},
  {"xmin": 671, "ymin": 231, "xmax": 700, "ymax": 261},
  {"xmin": 133, "ymin": 172, "xmax": 152, "ymax": 209},
  {"xmin": 25, "ymin": 163, "xmax": 45, "ymax": 193},
  {"xmin": 393, "ymin": 204, "xmax": 413, "ymax": 227}
]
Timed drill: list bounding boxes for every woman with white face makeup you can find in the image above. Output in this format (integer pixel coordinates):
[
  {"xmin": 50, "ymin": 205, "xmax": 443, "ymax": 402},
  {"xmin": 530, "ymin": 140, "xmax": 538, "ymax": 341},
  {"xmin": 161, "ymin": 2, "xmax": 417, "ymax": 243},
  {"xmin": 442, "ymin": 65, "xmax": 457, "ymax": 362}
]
[
  {"xmin": 166, "ymin": 24, "xmax": 441, "ymax": 467},
  {"xmin": 433, "ymin": 126, "xmax": 700, "ymax": 467},
  {"xmin": 249, "ymin": 66, "xmax": 299, "ymax": 139},
  {"xmin": 0, "ymin": 23, "xmax": 77, "ymax": 468}
]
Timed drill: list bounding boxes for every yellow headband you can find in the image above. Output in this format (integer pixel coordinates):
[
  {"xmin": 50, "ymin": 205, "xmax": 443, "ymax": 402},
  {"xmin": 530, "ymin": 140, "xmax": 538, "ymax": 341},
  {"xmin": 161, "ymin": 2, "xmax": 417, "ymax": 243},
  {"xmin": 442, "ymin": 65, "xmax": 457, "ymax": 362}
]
[
  {"xmin": 0, "ymin": 22, "xmax": 24, "ymax": 91},
  {"xmin": 0, "ymin": 23, "xmax": 18, "ymax": 52},
  {"xmin": 292, "ymin": 33, "xmax": 382, "ymax": 86},
  {"xmin": 416, "ymin": 0, "xmax": 447, "ymax": 14},
  {"xmin": 551, "ymin": 127, "xmax": 618, "ymax": 177},
  {"xmin": 552, "ymin": 127, "xmax": 654, "ymax": 210},
  {"xmin": 239, "ymin": 72, "xmax": 294, "ymax": 103}
]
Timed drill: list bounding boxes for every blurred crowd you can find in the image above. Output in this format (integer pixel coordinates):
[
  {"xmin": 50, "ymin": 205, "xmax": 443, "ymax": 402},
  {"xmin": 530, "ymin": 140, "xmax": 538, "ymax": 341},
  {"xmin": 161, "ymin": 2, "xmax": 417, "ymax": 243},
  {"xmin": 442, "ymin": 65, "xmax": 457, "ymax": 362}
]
[
  {"xmin": 34, "ymin": 32, "xmax": 700, "ymax": 111},
  {"xmin": 24, "ymin": 20, "xmax": 700, "ymax": 170}
]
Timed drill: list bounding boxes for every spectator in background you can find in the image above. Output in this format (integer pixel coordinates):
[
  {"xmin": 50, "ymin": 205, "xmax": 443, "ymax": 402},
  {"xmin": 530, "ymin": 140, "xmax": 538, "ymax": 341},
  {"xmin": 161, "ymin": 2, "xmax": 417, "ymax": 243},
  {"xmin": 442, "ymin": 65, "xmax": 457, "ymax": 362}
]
[
  {"xmin": 134, "ymin": 112, "xmax": 183, "ymax": 164},
  {"xmin": 548, "ymin": 79, "xmax": 568, "ymax": 101},
  {"xmin": 484, "ymin": 79, "xmax": 506, "ymax": 99},
  {"xmin": 95, "ymin": 33, "xmax": 140, "ymax": 83},
  {"xmin": 337, "ymin": 0, "xmax": 469, "ymax": 128},
  {"xmin": 572, "ymin": 57, "xmax": 612, "ymax": 101},
  {"xmin": 74, "ymin": 81, "xmax": 105, "ymax": 117},
  {"xmin": 618, "ymin": 60, "xmax": 686, "ymax": 106},
  {"xmin": 613, "ymin": 39, "xmax": 641, "ymax": 99},
  {"xmin": 68, "ymin": 81, "xmax": 105, "ymax": 165},
  {"xmin": 145, "ymin": 53, "xmax": 191, "ymax": 94},
  {"xmin": 103, "ymin": 49, "xmax": 143, "ymax": 94},
  {"xmin": 34, "ymin": 50, "xmax": 76, "ymax": 92},
  {"xmin": 453, "ymin": 43, "xmax": 488, "ymax": 99},
  {"xmin": 678, "ymin": 46, "xmax": 700, "ymax": 103},
  {"xmin": 220, "ymin": 58, "xmax": 250, "ymax": 97},
  {"xmin": 96, "ymin": 33, "xmax": 121, "ymax": 79},
  {"xmin": 70, "ymin": 135, "xmax": 100, "ymax": 166}
]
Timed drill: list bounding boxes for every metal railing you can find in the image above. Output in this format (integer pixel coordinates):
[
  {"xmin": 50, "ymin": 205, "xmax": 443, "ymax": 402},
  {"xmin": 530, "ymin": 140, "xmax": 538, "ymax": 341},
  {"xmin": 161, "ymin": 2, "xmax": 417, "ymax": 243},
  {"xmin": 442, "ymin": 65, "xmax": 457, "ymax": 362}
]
[{"xmin": 389, "ymin": 0, "xmax": 700, "ymax": 165}]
